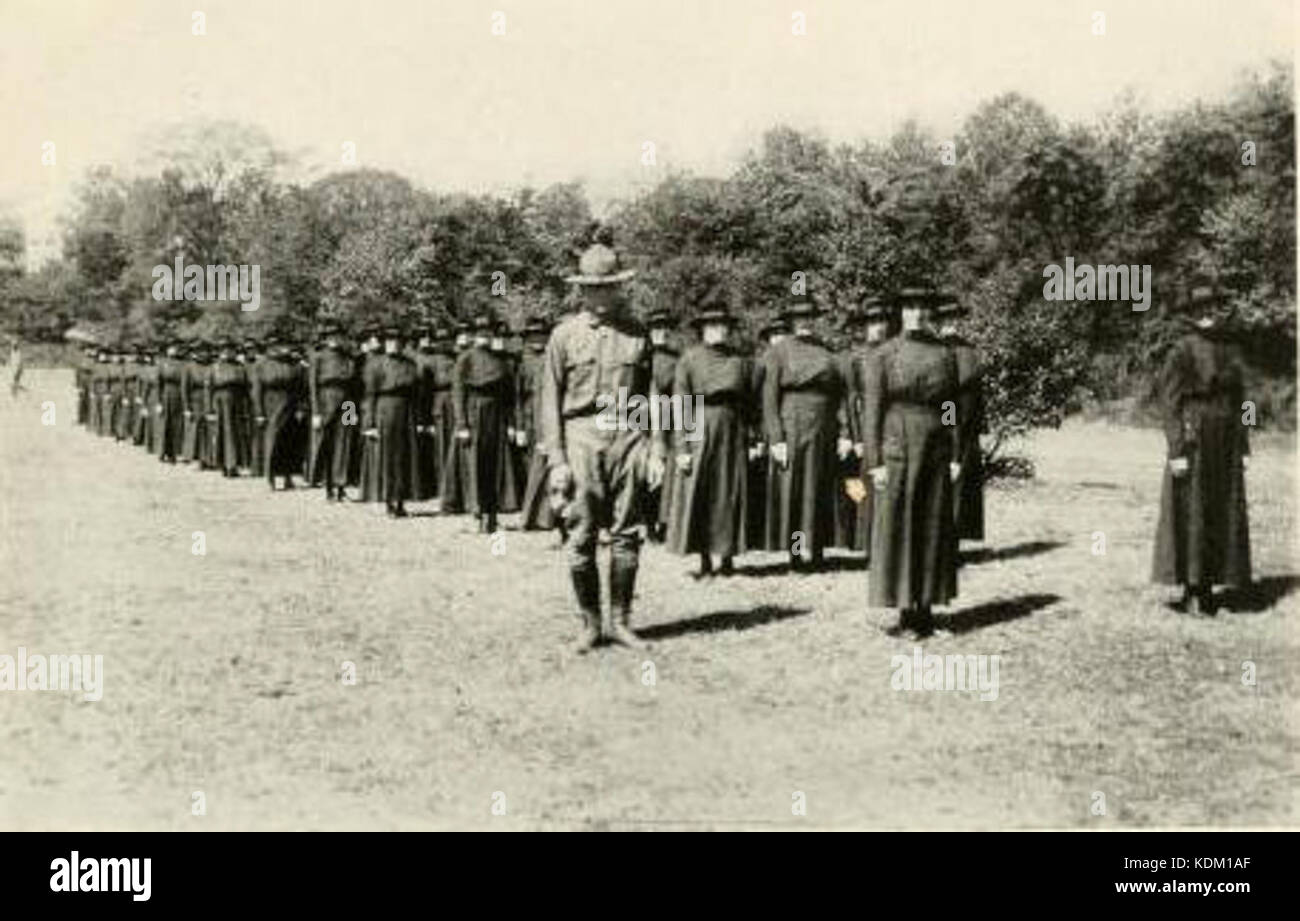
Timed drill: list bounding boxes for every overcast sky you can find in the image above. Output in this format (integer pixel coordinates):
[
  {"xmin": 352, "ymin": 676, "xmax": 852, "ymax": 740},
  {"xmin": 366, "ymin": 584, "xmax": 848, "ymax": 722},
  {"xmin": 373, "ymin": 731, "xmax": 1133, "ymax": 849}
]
[{"xmin": 2, "ymin": 0, "xmax": 1292, "ymax": 263}]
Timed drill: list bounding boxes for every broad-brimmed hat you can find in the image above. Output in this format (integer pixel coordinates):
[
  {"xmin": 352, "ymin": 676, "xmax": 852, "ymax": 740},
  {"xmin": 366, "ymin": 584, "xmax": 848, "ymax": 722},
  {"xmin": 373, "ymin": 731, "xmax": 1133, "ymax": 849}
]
[
  {"xmin": 565, "ymin": 243, "xmax": 636, "ymax": 286},
  {"xmin": 690, "ymin": 306, "xmax": 740, "ymax": 328},
  {"xmin": 471, "ymin": 313, "xmax": 496, "ymax": 331},
  {"xmin": 782, "ymin": 299, "xmax": 822, "ymax": 319},
  {"xmin": 646, "ymin": 308, "xmax": 675, "ymax": 328},
  {"xmin": 522, "ymin": 317, "xmax": 551, "ymax": 336},
  {"xmin": 896, "ymin": 286, "xmax": 937, "ymax": 308},
  {"xmin": 934, "ymin": 291, "xmax": 964, "ymax": 318},
  {"xmin": 382, "ymin": 325, "xmax": 406, "ymax": 340},
  {"xmin": 851, "ymin": 296, "xmax": 889, "ymax": 324}
]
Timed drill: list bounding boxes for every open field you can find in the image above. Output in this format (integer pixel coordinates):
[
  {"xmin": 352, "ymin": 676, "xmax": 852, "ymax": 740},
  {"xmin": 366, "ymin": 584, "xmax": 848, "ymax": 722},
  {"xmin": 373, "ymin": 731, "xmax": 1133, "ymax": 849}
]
[{"xmin": 1, "ymin": 369, "xmax": 1295, "ymax": 830}]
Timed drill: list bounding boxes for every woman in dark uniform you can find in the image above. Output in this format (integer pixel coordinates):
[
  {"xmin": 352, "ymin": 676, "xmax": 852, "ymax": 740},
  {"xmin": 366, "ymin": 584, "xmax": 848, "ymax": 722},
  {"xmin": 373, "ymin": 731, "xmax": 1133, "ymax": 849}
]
[
  {"xmin": 1152, "ymin": 283, "xmax": 1252, "ymax": 615},
  {"xmin": 257, "ymin": 336, "xmax": 306, "ymax": 491},
  {"xmin": 449, "ymin": 314, "xmax": 514, "ymax": 533},
  {"xmin": 666, "ymin": 297, "xmax": 752, "ymax": 576},
  {"xmin": 518, "ymin": 318, "xmax": 560, "ymax": 531},
  {"xmin": 861, "ymin": 288, "xmax": 961, "ymax": 637},
  {"xmin": 208, "ymin": 340, "xmax": 250, "ymax": 477},
  {"xmin": 363, "ymin": 326, "xmax": 422, "ymax": 517},
  {"xmin": 761, "ymin": 300, "xmax": 846, "ymax": 569},
  {"xmin": 154, "ymin": 341, "xmax": 186, "ymax": 462}
]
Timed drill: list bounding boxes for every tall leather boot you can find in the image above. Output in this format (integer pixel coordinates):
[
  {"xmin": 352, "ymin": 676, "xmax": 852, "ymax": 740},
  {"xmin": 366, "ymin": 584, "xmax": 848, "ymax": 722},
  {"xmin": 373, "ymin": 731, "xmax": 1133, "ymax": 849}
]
[
  {"xmin": 606, "ymin": 558, "xmax": 647, "ymax": 650},
  {"xmin": 570, "ymin": 566, "xmax": 602, "ymax": 654}
]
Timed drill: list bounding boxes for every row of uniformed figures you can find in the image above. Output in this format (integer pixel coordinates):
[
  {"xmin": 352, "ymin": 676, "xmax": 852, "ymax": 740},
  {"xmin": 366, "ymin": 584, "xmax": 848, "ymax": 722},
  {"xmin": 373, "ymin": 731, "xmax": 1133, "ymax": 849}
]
[
  {"xmin": 73, "ymin": 318, "xmax": 554, "ymax": 525},
  {"xmin": 70, "ymin": 244, "xmax": 1252, "ymax": 648},
  {"xmin": 636, "ymin": 285, "xmax": 985, "ymax": 640},
  {"xmin": 69, "ymin": 273, "xmax": 986, "ymax": 644}
]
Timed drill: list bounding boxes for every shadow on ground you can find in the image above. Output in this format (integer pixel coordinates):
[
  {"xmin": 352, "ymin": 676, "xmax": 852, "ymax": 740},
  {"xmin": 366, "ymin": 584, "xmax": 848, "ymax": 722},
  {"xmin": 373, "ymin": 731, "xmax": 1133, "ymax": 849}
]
[
  {"xmin": 959, "ymin": 540, "xmax": 1066, "ymax": 567},
  {"xmin": 729, "ymin": 555, "xmax": 869, "ymax": 578},
  {"xmin": 940, "ymin": 593, "xmax": 1062, "ymax": 634},
  {"xmin": 640, "ymin": 604, "xmax": 812, "ymax": 641},
  {"xmin": 1220, "ymin": 575, "xmax": 1300, "ymax": 614}
]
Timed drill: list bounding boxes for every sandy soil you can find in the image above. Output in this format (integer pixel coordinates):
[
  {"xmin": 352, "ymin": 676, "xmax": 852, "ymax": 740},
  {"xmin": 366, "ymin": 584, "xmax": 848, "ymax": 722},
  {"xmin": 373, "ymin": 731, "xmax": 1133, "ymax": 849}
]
[{"xmin": 1, "ymin": 369, "xmax": 1295, "ymax": 830}]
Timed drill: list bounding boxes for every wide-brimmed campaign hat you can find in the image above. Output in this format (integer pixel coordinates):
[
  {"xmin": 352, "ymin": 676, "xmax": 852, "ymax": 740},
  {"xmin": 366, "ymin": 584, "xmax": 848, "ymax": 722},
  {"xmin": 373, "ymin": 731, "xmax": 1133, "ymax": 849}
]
[{"xmin": 565, "ymin": 243, "xmax": 636, "ymax": 286}]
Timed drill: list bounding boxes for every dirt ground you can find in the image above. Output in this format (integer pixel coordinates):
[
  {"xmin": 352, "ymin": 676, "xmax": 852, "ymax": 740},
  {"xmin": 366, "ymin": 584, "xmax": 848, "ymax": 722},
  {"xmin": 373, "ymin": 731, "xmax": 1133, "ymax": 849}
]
[{"xmin": 1, "ymin": 369, "xmax": 1295, "ymax": 830}]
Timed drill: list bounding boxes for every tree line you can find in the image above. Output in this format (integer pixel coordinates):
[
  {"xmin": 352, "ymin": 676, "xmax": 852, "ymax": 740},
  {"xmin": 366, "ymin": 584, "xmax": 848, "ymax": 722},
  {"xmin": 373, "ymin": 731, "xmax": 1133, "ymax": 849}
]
[{"xmin": 0, "ymin": 62, "xmax": 1293, "ymax": 453}]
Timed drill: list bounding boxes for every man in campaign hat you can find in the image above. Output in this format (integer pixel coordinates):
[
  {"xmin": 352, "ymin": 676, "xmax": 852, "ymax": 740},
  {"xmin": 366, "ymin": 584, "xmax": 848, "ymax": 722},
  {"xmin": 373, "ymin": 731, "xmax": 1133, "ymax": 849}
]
[{"xmin": 542, "ymin": 243, "xmax": 665, "ymax": 652}]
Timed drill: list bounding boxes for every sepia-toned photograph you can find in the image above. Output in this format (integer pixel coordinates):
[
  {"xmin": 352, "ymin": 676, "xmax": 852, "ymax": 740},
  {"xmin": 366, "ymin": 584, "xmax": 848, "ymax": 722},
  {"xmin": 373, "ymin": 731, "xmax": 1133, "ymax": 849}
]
[{"xmin": 0, "ymin": 0, "xmax": 1295, "ymax": 845}]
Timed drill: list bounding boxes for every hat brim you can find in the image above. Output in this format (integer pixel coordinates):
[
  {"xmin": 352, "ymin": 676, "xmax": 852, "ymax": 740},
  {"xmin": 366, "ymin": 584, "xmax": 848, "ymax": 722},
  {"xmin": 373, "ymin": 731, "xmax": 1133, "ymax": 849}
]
[
  {"xmin": 690, "ymin": 313, "xmax": 739, "ymax": 326},
  {"xmin": 564, "ymin": 269, "xmax": 636, "ymax": 286}
]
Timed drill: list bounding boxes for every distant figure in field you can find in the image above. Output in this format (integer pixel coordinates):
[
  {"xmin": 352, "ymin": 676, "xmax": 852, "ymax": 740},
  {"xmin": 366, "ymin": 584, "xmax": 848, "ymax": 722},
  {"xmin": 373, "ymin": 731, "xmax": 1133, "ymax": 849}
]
[{"xmin": 1152, "ymin": 282, "xmax": 1252, "ymax": 616}]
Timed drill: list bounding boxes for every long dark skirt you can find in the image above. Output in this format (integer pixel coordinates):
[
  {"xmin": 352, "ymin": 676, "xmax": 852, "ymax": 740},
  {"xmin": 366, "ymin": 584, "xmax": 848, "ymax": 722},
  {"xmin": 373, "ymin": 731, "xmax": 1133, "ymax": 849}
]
[
  {"xmin": 309, "ymin": 386, "xmax": 358, "ymax": 489},
  {"xmin": 1152, "ymin": 409, "xmax": 1251, "ymax": 588},
  {"xmin": 519, "ymin": 448, "xmax": 557, "ymax": 530},
  {"xmin": 155, "ymin": 388, "xmax": 184, "ymax": 459},
  {"xmin": 428, "ymin": 390, "xmax": 455, "ymax": 499},
  {"xmin": 182, "ymin": 410, "xmax": 209, "ymax": 464},
  {"xmin": 832, "ymin": 453, "xmax": 866, "ymax": 551},
  {"xmin": 869, "ymin": 407, "xmax": 957, "ymax": 609},
  {"xmin": 366, "ymin": 394, "xmax": 419, "ymax": 504},
  {"xmin": 745, "ymin": 447, "xmax": 768, "ymax": 549},
  {"xmin": 497, "ymin": 426, "xmax": 523, "ymax": 513},
  {"xmin": 210, "ymin": 389, "xmax": 249, "ymax": 472},
  {"xmin": 412, "ymin": 429, "xmax": 438, "ymax": 501},
  {"xmin": 667, "ymin": 404, "xmax": 748, "ymax": 557},
  {"xmin": 953, "ymin": 445, "xmax": 985, "ymax": 541},
  {"xmin": 440, "ymin": 393, "xmax": 505, "ymax": 515},
  {"xmin": 263, "ymin": 390, "xmax": 304, "ymax": 482},
  {"xmin": 113, "ymin": 395, "xmax": 131, "ymax": 441},
  {"xmin": 765, "ymin": 392, "xmax": 838, "ymax": 557},
  {"xmin": 131, "ymin": 399, "xmax": 148, "ymax": 445}
]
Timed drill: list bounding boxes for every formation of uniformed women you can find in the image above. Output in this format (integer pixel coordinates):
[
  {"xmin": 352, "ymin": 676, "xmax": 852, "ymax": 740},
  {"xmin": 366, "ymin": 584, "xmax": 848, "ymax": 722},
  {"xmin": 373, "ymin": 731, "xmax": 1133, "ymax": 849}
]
[{"xmin": 69, "ymin": 263, "xmax": 1254, "ymax": 644}]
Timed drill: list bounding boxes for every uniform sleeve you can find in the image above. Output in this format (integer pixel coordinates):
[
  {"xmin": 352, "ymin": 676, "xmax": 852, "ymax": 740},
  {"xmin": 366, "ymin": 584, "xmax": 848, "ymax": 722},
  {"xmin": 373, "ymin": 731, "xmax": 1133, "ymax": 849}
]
[
  {"xmin": 309, "ymin": 353, "xmax": 321, "ymax": 417},
  {"xmin": 251, "ymin": 363, "xmax": 264, "ymax": 418},
  {"xmin": 762, "ymin": 346, "xmax": 785, "ymax": 444},
  {"xmin": 672, "ymin": 351, "xmax": 693, "ymax": 453},
  {"xmin": 364, "ymin": 359, "xmax": 380, "ymax": 428},
  {"xmin": 861, "ymin": 348, "xmax": 887, "ymax": 469},
  {"xmin": 452, "ymin": 352, "xmax": 469, "ymax": 431},
  {"xmin": 1159, "ymin": 344, "xmax": 1188, "ymax": 458},
  {"xmin": 539, "ymin": 331, "xmax": 567, "ymax": 466}
]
